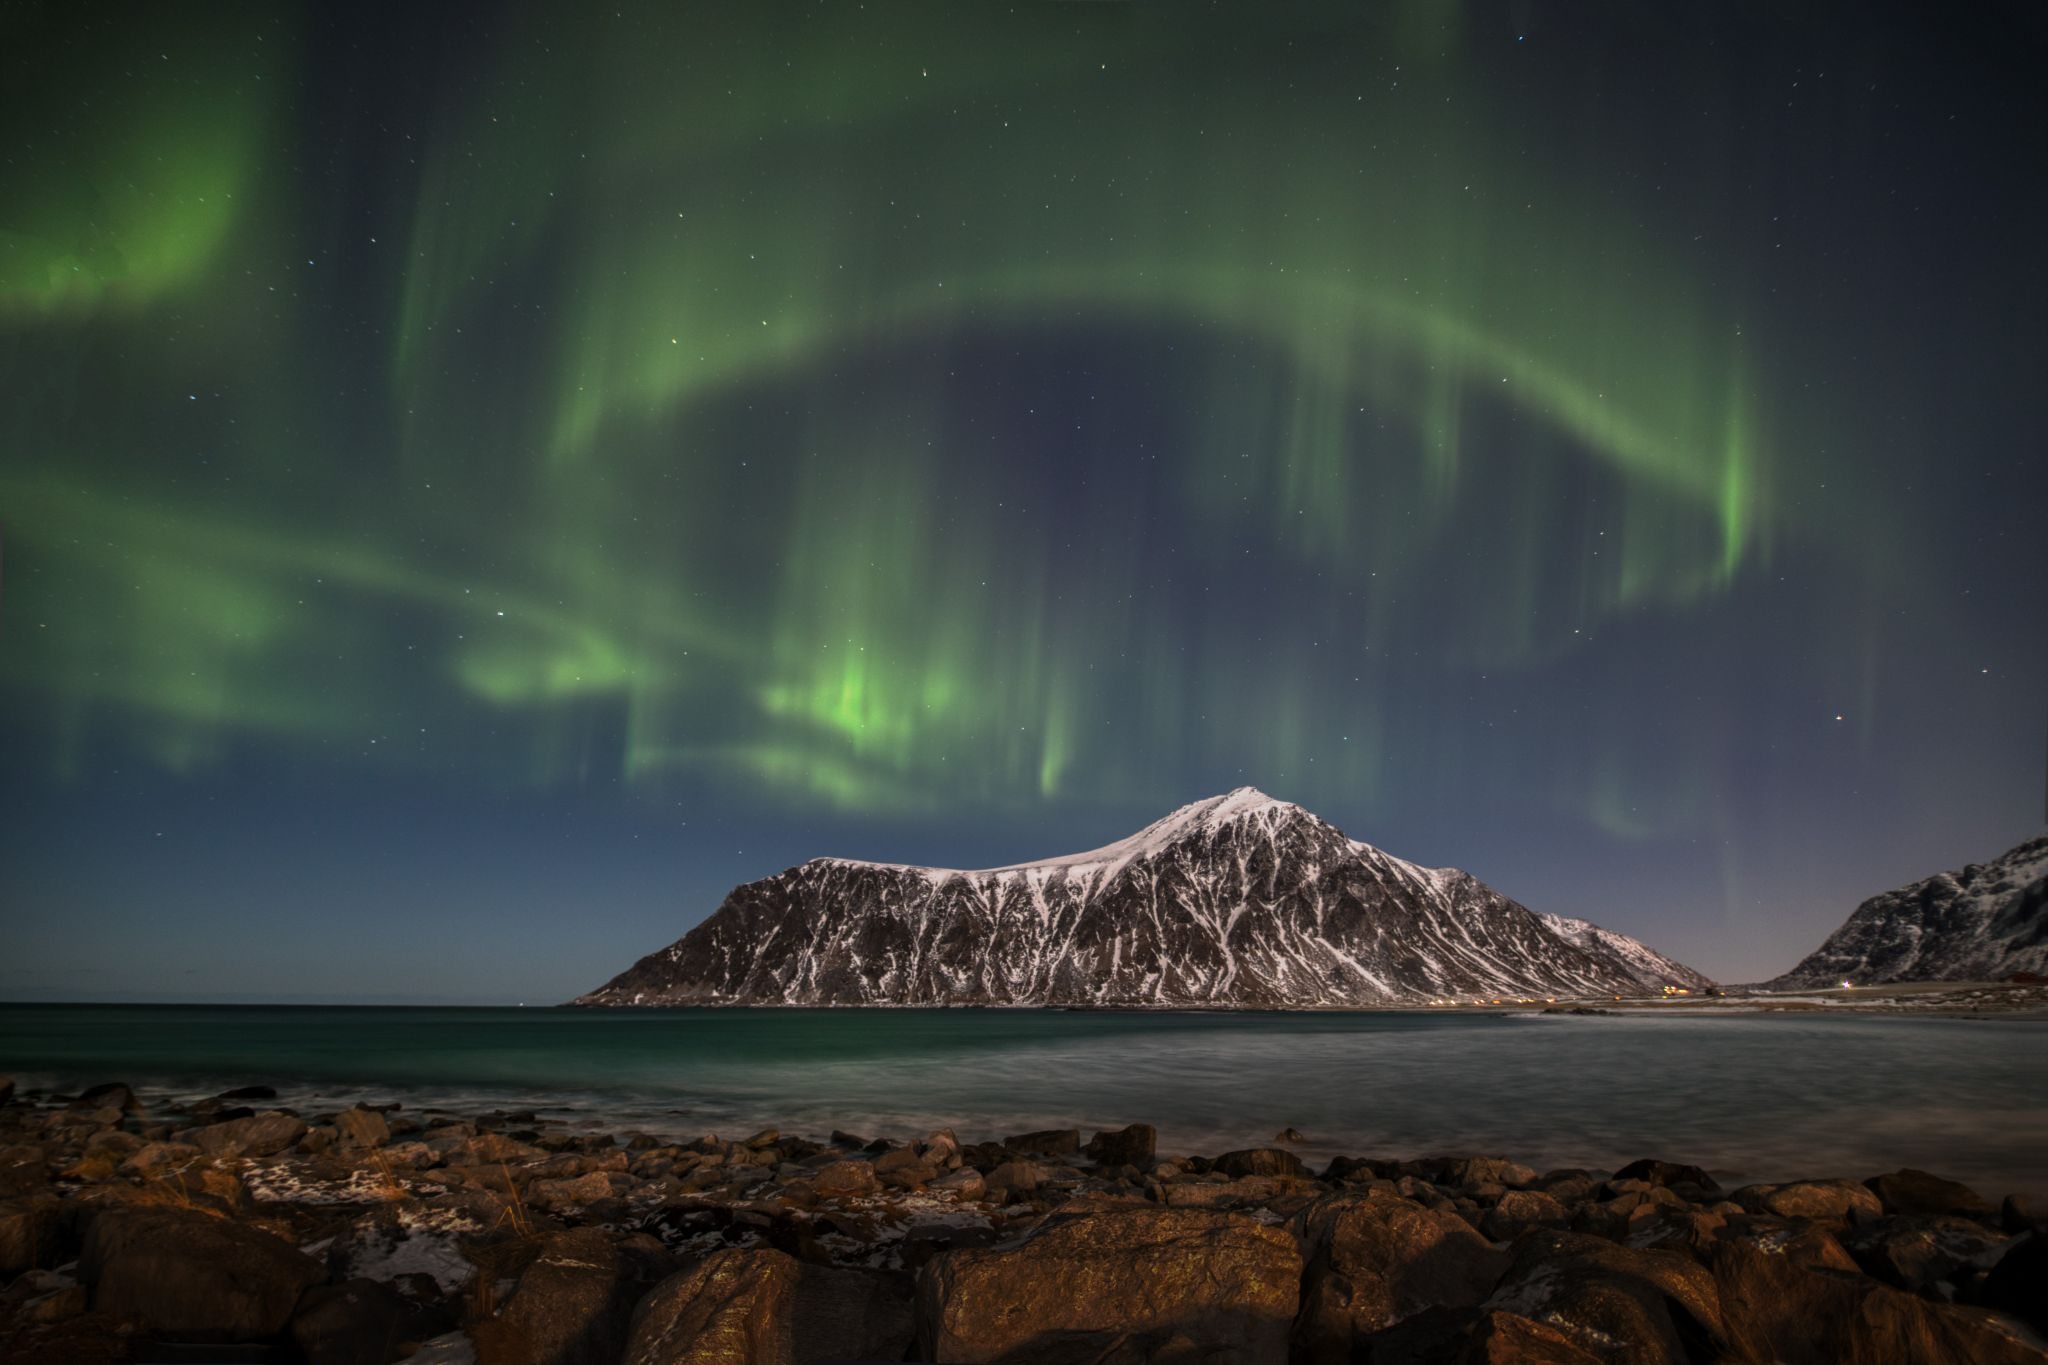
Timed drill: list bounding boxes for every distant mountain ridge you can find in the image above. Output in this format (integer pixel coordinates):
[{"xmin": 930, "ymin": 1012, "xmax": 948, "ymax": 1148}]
[
  {"xmin": 576, "ymin": 789, "xmax": 1714, "ymax": 1007},
  {"xmin": 1763, "ymin": 834, "xmax": 2048, "ymax": 989}
]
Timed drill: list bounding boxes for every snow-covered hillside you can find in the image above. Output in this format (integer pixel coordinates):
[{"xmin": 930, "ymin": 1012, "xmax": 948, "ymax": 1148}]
[
  {"xmin": 577, "ymin": 789, "xmax": 1713, "ymax": 1007},
  {"xmin": 1763, "ymin": 835, "xmax": 2048, "ymax": 988}
]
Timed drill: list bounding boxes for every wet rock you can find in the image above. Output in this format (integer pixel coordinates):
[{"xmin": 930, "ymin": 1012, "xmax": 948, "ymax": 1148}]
[
  {"xmin": 451, "ymin": 1133, "xmax": 548, "ymax": 1165},
  {"xmin": 1420, "ymin": 1156, "xmax": 1540, "ymax": 1190},
  {"xmin": 1213, "ymin": 1147, "xmax": 1307, "ymax": 1179},
  {"xmin": 1322, "ymin": 1155, "xmax": 1395, "ymax": 1183},
  {"xmin": 0, "ymin": 1196, "xmax": 67, "ymax": 1275},
  {"xmin": 930, "ymin": 1168, "xmax": 987, "ymax": 1200},
  {"xmin": 1483, "ymin": 1229, "xmax": 1727, "ymax": 1365},
  {"xmin": 292, "ymin": 1277, "xmax": 416, "ymax": 1365},
  {"xmin": 1481, "ymin": 1189, "xmax": 1572, "ymax": 1241},
  {"xmin": 1004, "ymin": 1127, "xmax": 1082, "ymax": 1158},
  {"xmin": 1084, "ymin": 1123, "xmax": 1157, "ymax": 1168},
  {"xmin": 73, "ymin": 1082, "xmax": 137, "ymax": 1113},
  {"xmin": 189, "ymin": 1111, "xmax": 309, "ymax": 1158},
  {"xmin": 118, "ymin": 1140, "xmax": 204, "ymax": 1179},
  {"xmin": 1712, "ymin": 1222, "xmax": 2040, "ymax": 1364},
  {"xmin": 919, "ymin": 1205, "xmax": 1301, "ymax": 1363},
  {"xmin": 984, "ymin": 1160, "xmax": 1047, "ymax": 1203},
  {"xmin": 1459, "ymin": 1310, "xmax": 1606, "ymax": 1364},
  {"xmin": 2002, "ymin": 1194, "xmax": 2043, "ymax": 1235},
  {"xmin": 338, "ymin": 1107, "xmax": 393, "ymax": 1151},
  {"xmin": 219, "ymin": 1084, "xmax": 280, "ymax": 1101},
  {"xmin": 1863, "ymin": 1168, "xmax": 1991, "ymax": 1218},
  {"xmin": 1276, "ymin": 1127, "xmax": 1308, "ymax": 1143},
  {"xmin": 624, "ymin": 1247, "xmax": 911, "ymax": 1364},
  {"xmin": 527, "ymin": 1171, "xmax": 631, "ymax": 1208},
  {"xmin": 1731, "ymin": 1179, "xmax": 1882, "ymax": 1225},
  {"xmin": 1841, "ymin": 1213, "xmax": 2007, "ymax": 1295},
  {"xmin": 1980, "ymin": 1233, "xmax": 2047, "ymax": 1334},
  {"xmin": 1291, "ymin": 1193, "xmax": 1508, "ymax": 1363},
  {"xmin": 0, "ymin": 1075, "xmax": 13, "ymax": 1105},
  {"xmin": 872, "ymin": 1146, "xmax": 939, "ymax": 1189},
  {"xmin": 81, "ymin": 1204, "xmax": 326, "ymax": 1338},
  {"xmin": 808, "ymin": 1159, "xmax": 878, "ymax": 1199},
  {"xmin": 1611, "ymin": 1159, "xmax": 1722, "ymax": 1195},
  {"xmin": 1158, "ymin": 1175, "xmax": 1296, "ymax": 1210},
  {"xmin": 0, "ymin": 1144, "xmax": 50, "ymax": 1197},
  {"xmin": 472, "ymin": 1227, "xmax": 669, "ymax": 1365}
]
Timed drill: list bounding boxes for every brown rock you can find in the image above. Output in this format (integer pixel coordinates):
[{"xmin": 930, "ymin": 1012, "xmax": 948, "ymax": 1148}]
[
  {"xmin": 1980, "ymin": 1233, "xmax": 2047, "ymax": 1335},
  {"xmin": 118, "ymin": 1141, "xmax": 204, "ymax": 1179},
  {"xmin": 1731, "ymin": 1179, "xmax": 1882, "ymax": 1225},
  {"xmin": 188, "ymin": 1111, "xmax": 309, "ymax": 1158},
  {"xmin": 1863, "ymin": 1168, "xmax": 1991, "ymax": 1218},
  {"xmin": 919, "ymin": 1206, "xmax": 1301, "ymax": 1363},
  {"xmin": 1292, "ymin": 1193, "xmax": 1507, "ymax": 1363},
  {"xmin": 1085, "ymin": 1124, "xmax": 1157, "ymax": 1168},
  {"xmin": 336, "ymin": 1107, "xmax": 392, "ymax": 1151},
  {"xmin": 1481, "ymin": 1189, "xmax": 1571, "ymax": 1240},
  {"xmin": 872, "ymin": 1146, "xmax": 938, "ymax": 1189},
  {"xmin": 1714, "ymin": 1222, "xmax": 2043, "ymax": 1363},
  {"xmin": 1611, "ymin": 1159, "xmax": 1722, "ymax": 1195},
  {"xmin": 526, "ymin": 1171, "xmax": 629, "ymax": 1208},
  {"xmin": 81, "ymin": 1204, "xmax": 325, "ymax": 1338},
  {"xmin": 985, "ymin": 1160, "xmax": 1048, "ymax": 1202},
  {"xmin": 291, "ymin": 1277, "xmax": 414, "ymax": 1365},
  {"xmin": 473, "ymin": 1227, "xmax": 668, "ymax": 1365},
  {"xmin": 1213, "ymin": 1147, "xmax": 1308, "ymax": 1179},
  {"xmin": 0, "ymin": 1196, "xmax": 67, "ymax": 1276},
  {"xmin": 808, "ymin": 1159, "xmax": 878, "ymax": 1199},
  {"xmin": 1004, "ymin": 1128, "xmax": 1082, "ymax": 1158},
  {"xmin": 1158, "ymin": 1175, "xmax": 1294, "ymax": 1209},
  {"xmin": 0, "ymin": 1144, "xmax": 50, "ymax": 1197},
  {"xmin": 1841, "ymin": 1214, "xmax": 2006, "ymax": 1295},
  {"xmin": 1483, "ymin": 1230, "xmax": 1727, "ymax": 1365},
  {"xmin": 930, "ymin": 1168, "xmax": 987, "ymax": 1200},
  {"xmin": 1461, "ymin": 1310, "xmax": 1606, "ymax": 1364},
  {"xmin": 624, "ymin": 1247, "xmax": 911, "ymax": 1364}
]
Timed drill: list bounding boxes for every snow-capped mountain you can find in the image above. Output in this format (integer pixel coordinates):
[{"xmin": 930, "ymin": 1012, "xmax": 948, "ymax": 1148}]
[
  {"xmin": 576, "ymin": 789, "xmax": 1714, "ymax": 1007},
  {"xmin": 1762, "ymin": 834, "xmax": 2048, "ymax": 989}
]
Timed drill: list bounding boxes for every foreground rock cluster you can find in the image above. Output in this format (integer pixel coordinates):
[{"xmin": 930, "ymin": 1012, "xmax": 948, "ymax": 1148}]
[{"xmin": 1, "ymin": 1076, "xmax": 2043, "ymax": 1363}]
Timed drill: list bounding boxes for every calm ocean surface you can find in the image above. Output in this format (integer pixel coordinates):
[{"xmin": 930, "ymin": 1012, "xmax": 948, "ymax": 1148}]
[{"xmin": 2, "ymin": 1005, "xmax": 2042, "ymax": 1198}]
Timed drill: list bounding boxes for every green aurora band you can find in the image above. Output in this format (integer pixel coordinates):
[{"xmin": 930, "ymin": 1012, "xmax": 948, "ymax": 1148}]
[{"xmin": 5, "ymin": 2, "xmax": 1872, "ymax": 830}]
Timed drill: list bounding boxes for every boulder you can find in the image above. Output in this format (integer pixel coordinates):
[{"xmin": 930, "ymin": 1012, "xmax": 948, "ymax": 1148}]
[
  {"xmin": 119, "ymin": 1141, "xmax": 205, "ymax": 1179},
  {"xmin": 1213, "ymin": 1147, "xmax": 1307, "ymax": 1179},
  {"xmin": 1980, "ymin": 1233, "xmax": 2047, "ymax": 1334},
  {"xmin": 1611, "ymin": 1159, "xmax": 1722, "ymax": 1195},
  {"xmin": 473, "ymin": 1227, "xmax": 668, "ymax": 1365},
  {"xmin": 1482, "ymin": 1230, "xmax": 1727, "ymax": 1365},
  {"xmin": 0, "ymin": 1196, "xmax": 67, "ymax": 1276},
  {"xmin": 1731, "ymin": 1179, "xmax": 1881, "ymax": 1225},
  {"xmin": 81, "ymin": 1205, "xmax": 325, "ymax": 1338},
  {"xmin": 808, "ymin": 1159, "xmax": 878, "ymax": 1199},
  {"xmin": 218, "ymin": 1084, "xmax": 280, "ymax": 1101},
  {"xmin": 1004, "ymin": 1128, "xmax": 1082, "ymax": 1158},
  {"xmin": 337, "ymin": 1107, "xmax": 393, "ymax": 1151},
  {"xmin": 1840, "ymin": 1214, "xmax": 2007, "ymax": 1295},
  {"xmin": 1461, "ymin": 1310, "xmax": 1607, "ymax": 1364},
  {"xmin": 1863, "ymin": 1168, "xmax": 1990, "ymax": 1218},
  {"xmin": 624, "ymin": 1247, "xmax": 911, "ymax": 1364},
  {"xmin": 189, "ymin": 1111, "xmax": 309, "ymax": 1158},
  {"xmin": 918, "ymin": 1206, "xmax": 1301, "ymax": 1363},
  {"xmin": 526, "ymin": 1171, "xmax": 628, "ymax": 1208},
  {"xmin": 1420, "ymin": 1156, "xmax": 1540, "ymax": 1190},
  {"xmin": 1085, "ymin": 1124, "xmax": 1157, "ymax": 1168},
  {"xmin": 0, "ymin": 1143, "xmax": 50, "ymax": 1197},
  {"xmin": 1713, "ymin": 1222, "xmax": 2042, "ymax": 1364},
  {"xmin": 0, "ymin": 1074, "xmax": 13, "ymax": 1104},
  {"xmin": 930, "ymin": 1168, "xmax": 987, "ymax": 1200},
  {"xmin": 74, "ymin": 1082, "xmax": 137, "ymax": 1113},
  {"xmin": 1292, "ymin": 1193, "xmax": 1507, "ymax": 1363},
  {"xmin": 291, "ymin": 1277, "xmax": 415, "ymax": 1365},
  {"xmin": 1480, "ymin": 1189, "xmax": 1572, "ymax": 1241},
  {"xmin": 872, "ymin": 1146, "xmax": 938, "ymax": 1189},
  {"xmin": 984, "ymin": 1160, "xmax": 1047, "ymax": 1203}
]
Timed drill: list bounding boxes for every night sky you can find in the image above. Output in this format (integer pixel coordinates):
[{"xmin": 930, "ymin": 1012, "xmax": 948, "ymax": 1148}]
[{"xmin": 3, "ymin": 1, "xmax": 2043, "ymax": 1003}]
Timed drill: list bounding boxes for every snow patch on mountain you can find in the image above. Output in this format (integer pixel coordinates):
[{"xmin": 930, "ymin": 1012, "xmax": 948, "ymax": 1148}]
[
  {"xmin": 577, "ymin": 788, "xmax": 1716, "ymax": 1008},
  {"xmin": 1762, "ymin": 834, "xmax": 2048, "ymax": 989}
]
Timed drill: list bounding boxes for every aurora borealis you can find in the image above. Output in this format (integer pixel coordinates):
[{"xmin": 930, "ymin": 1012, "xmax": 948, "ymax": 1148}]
[{"xmin": 3, "ymin": 1, "xmax": 2043, "ymax": 1001}]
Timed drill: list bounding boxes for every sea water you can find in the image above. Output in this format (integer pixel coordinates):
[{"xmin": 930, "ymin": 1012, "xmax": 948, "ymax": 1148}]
[{"xmin": 2, "ymin": 1004, "xmax": 2041, "ymax": 1198}]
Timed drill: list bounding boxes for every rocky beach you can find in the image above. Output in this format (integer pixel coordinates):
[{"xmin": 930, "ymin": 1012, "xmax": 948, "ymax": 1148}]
[{"xmin": 2, "ymin": 1075, "xmax": 2044, "ymax": 1364}]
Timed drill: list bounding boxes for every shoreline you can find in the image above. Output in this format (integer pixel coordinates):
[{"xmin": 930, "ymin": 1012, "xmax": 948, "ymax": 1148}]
[{"xmin": 2, "ymin": 1078, "xmax": 2045, "ymax": 1363}]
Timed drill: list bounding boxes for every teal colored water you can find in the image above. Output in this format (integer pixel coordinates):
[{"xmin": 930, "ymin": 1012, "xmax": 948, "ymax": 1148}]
[{"xmin": 2, "ymin": 1005, "xmax": 2042, "ymax": 1198}]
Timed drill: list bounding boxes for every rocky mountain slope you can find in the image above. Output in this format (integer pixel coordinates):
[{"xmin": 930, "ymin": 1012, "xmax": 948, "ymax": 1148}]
[
  {"xmin": 1763, "ymin": 834, "xmax": 2048, "ymax": 989},
  {"xmin": 577, "ymin": 789, "xmax": 1713, "ymax": 1006}
]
